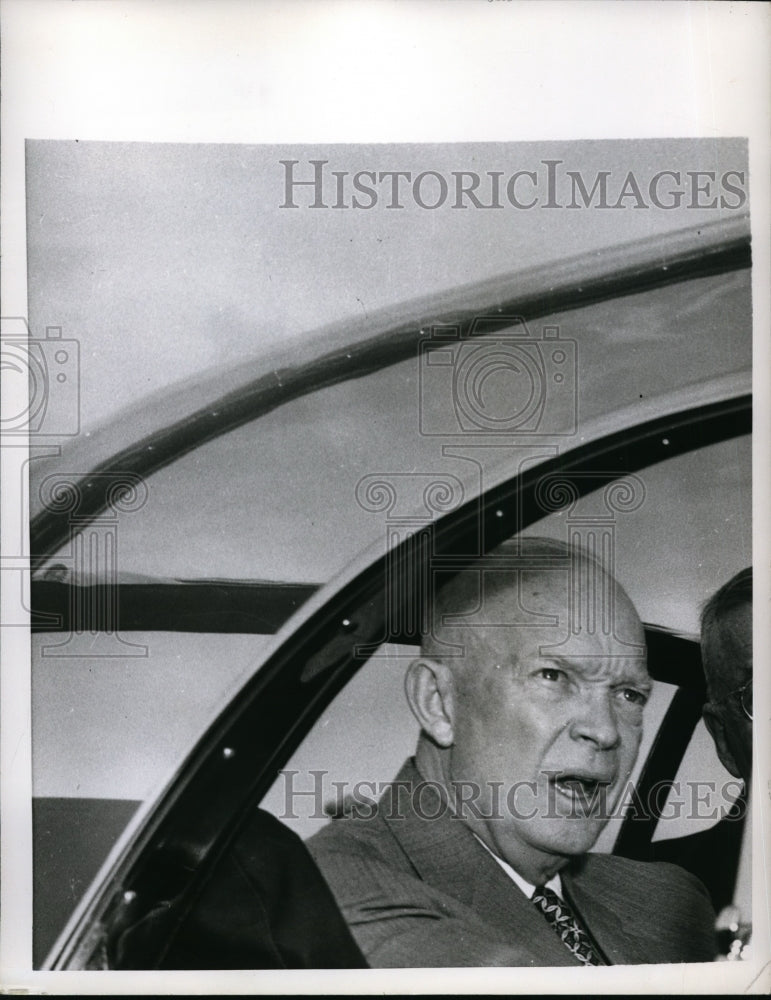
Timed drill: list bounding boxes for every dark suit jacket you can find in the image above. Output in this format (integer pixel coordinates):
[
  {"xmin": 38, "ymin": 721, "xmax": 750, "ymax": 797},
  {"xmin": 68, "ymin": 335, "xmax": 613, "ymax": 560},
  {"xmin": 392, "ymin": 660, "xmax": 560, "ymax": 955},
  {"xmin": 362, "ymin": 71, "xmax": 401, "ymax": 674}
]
[
  {"xmin": 648, "ymin": 802, "xmax": 746, "ymax": 913},
  {"xmin": 308, "ymin": 760, "xmax": 717, "ymax": 968}
]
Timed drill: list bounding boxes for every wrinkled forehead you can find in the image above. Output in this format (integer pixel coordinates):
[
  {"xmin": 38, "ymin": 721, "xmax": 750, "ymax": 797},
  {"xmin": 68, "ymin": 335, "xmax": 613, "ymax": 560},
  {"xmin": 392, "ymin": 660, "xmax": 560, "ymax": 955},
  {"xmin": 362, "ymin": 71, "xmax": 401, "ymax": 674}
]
[
  {"xmin": 476, "ymin": 621, "xmax": 649, "ymax": 677},
  {"xmin": 434, "ymin": 562, "xmax": 644, "ymax": 652}
]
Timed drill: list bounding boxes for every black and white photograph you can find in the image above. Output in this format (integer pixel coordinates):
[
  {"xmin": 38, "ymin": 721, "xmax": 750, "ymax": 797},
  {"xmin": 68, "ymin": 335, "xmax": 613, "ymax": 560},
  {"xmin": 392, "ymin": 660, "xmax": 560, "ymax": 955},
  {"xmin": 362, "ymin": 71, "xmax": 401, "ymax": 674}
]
[{"xmin": 1, "ymin": 2, "xmax": 769, "ymax": 995}]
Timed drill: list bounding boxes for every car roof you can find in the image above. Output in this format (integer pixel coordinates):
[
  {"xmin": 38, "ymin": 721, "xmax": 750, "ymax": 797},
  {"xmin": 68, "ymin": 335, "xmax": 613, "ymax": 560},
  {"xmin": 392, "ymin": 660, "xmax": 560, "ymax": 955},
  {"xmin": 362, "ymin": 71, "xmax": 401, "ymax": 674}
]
[{"xmin": 30, "ymin": 215, "xmax": 750, "ymax": 556}]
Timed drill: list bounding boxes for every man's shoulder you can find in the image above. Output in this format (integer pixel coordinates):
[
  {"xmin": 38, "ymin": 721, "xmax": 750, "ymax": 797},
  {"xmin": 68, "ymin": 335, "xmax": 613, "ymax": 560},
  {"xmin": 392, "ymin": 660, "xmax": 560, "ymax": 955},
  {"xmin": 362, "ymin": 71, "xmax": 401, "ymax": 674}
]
[
  {"xmin": 307, "ymin": 807, "xmax": 391, "ymax": 856},
  {"xmin": 308, "ymin": 758, "xmax": 423, "ymax": 842},
  {"xmin": 582, "ymin": 850, "xmax": 707, "ymax": 884},
  {"xmin": 306, "ymin": 789, "xmax": 412, "ymax": 873},
  {"xmin": 577, "ymin": 851, "xmax": 713, "ymax": 910},
  {"xmin": 568, "ymin": 853, "xmax": 716, "ymax": 963}
]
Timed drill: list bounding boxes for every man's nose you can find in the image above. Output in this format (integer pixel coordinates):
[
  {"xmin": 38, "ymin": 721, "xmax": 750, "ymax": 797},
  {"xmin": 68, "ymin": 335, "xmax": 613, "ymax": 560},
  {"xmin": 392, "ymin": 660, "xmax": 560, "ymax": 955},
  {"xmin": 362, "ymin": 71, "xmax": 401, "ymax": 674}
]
[{"xmin": 568, "ymin": 691, "xmax": 621, "ymax": 750}]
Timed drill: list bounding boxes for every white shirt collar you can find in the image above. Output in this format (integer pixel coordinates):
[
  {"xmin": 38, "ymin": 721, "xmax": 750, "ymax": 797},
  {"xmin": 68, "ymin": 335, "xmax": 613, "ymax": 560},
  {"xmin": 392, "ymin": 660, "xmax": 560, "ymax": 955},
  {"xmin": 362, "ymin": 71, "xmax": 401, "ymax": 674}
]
[{"xmin": 472, "ymin": 833, "xmax": 563, "ymax": 900}]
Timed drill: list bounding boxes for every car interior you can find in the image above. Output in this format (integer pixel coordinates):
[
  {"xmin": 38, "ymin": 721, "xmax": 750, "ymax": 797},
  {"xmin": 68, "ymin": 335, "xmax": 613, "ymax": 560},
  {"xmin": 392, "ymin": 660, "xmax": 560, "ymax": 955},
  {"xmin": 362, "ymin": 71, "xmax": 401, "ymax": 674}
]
[{"xmin": 29, "ymin": 219, "xmax": 751, "ymax": 969}]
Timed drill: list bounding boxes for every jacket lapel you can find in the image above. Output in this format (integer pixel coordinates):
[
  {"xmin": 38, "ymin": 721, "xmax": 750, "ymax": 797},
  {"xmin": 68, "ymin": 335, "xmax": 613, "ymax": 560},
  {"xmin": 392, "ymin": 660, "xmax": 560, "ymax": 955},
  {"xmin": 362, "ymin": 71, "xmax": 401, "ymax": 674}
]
[
  {"xmin": 381, "ymin": 761, "xmax": 578, "ymax": 967},
  {"xmin": 564, "ymin": 858, "xmax": 649, "ymax": 965}
]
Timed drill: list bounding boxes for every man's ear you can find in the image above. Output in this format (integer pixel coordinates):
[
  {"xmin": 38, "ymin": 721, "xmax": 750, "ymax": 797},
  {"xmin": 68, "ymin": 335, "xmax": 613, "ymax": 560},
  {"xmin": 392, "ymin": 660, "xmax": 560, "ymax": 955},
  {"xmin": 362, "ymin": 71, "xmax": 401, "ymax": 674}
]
[
  {"xmin": 703, "ymin": 702, "xmax": 741, "ymax": 779},
  {"xmin": 404, "ymin": 657, "xmax": 456, "ymax": 748}
]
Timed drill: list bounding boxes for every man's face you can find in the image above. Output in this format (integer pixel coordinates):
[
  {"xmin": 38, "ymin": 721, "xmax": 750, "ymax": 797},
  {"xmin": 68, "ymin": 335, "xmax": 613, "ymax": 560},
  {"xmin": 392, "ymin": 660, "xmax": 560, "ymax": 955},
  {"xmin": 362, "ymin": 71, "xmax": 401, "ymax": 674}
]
[
  {"xmin": 447, "ymin": 578, "xmax": 649, "ymax": 879},
  {"xmin": 703, "ymin": 601, "xmax": 752, "ymax": 782}
]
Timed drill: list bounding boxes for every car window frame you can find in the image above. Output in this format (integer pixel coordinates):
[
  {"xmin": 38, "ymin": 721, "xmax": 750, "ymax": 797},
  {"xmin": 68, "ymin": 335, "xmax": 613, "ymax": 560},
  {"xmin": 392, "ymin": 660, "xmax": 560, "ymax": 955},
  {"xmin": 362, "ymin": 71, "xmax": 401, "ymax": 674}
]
[{"xmin": 39, "ymin": 383, "xmax": 750, "ymax": 970}]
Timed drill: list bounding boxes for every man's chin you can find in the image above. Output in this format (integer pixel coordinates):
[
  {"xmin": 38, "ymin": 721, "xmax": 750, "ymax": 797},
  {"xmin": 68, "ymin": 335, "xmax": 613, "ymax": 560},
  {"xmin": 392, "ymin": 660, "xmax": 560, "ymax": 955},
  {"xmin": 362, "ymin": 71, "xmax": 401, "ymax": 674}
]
[
  {"xmin": 527, "ymin": 816, "xmax": 608, "ymax": 858},
  {"xmin": 493, "ymin": 817, "xmax": 608, "ymax": 870}
]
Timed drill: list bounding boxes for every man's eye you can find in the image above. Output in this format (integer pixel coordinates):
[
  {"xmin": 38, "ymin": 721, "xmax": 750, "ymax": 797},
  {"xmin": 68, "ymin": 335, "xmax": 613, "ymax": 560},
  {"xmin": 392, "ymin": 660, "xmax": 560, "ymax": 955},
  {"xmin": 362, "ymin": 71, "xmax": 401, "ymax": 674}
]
[
  {"xmin": 537, "ymin": 667, "xmax": 566, "ymax": 683},
  {"xmin": 619, "ymin": 687, "xmax": 648, "ymax": 707}
]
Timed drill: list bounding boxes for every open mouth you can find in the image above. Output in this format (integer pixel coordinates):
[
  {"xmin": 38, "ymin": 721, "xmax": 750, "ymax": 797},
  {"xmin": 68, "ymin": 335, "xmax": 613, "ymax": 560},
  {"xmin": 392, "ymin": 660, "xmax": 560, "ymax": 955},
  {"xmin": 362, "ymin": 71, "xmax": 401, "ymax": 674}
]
[{"xmin": 551, "ymin": 773, "xmax": 613, "ymax": 804}]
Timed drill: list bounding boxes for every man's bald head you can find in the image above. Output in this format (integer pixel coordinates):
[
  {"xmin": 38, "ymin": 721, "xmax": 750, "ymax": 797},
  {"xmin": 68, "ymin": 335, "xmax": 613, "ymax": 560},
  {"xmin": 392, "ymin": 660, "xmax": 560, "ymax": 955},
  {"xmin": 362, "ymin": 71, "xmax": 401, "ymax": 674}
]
[{"xmin": 422, "ymin": 535, "xmax": 644, "ymax": 671}]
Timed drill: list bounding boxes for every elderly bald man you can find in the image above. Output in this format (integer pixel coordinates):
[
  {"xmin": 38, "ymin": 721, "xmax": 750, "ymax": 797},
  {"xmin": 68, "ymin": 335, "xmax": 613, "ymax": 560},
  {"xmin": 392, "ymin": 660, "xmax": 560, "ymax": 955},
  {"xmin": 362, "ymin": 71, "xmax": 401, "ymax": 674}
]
[{"xmin": 308, "ymin": 537, "xmax": 716, "ymax": 967}]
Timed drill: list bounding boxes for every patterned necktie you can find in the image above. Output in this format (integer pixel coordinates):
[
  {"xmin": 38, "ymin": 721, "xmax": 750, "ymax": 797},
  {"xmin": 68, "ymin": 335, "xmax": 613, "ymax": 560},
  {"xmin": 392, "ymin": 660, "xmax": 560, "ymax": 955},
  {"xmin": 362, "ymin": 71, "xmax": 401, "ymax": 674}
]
[{"xmin": 532, "ymin": 885, "xmax": 601, "ymax": 966}]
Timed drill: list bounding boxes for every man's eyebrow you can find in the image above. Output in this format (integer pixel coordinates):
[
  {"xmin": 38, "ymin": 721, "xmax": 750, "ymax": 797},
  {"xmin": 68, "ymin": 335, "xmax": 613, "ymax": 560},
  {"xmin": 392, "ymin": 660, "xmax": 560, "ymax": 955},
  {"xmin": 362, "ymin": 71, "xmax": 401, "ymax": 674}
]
[{"xmin": 546, "ymin": 655, "xmax": 652, "ymax": 687}]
